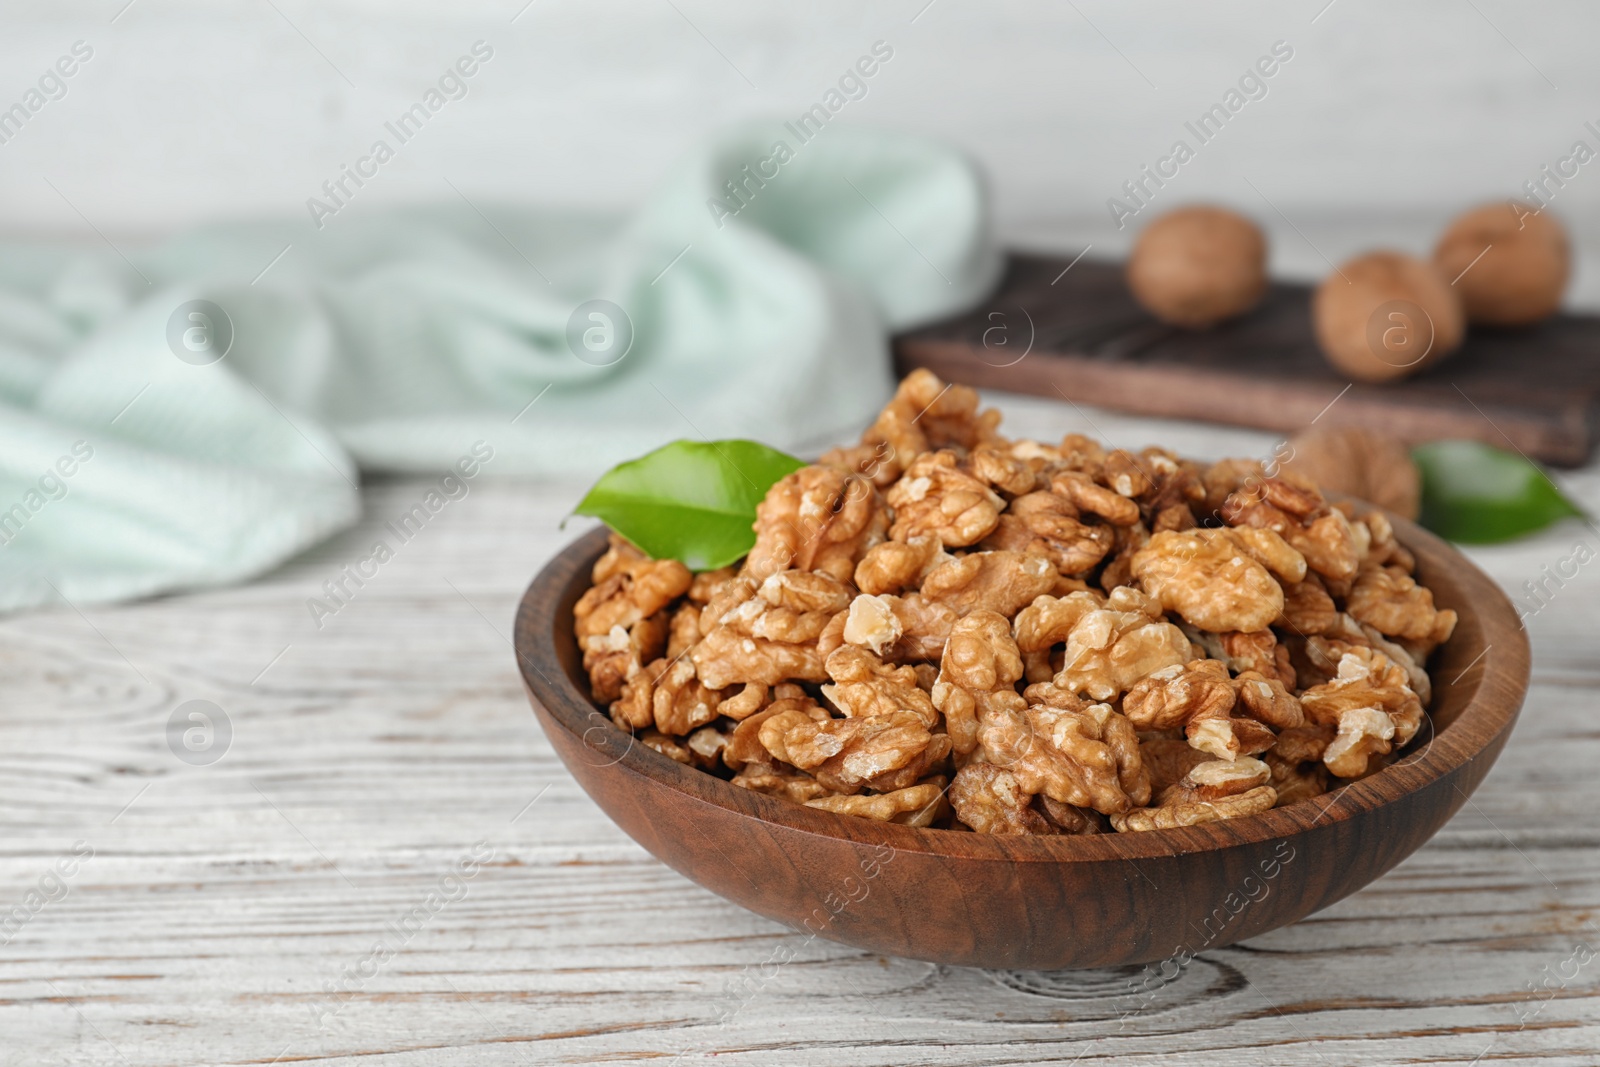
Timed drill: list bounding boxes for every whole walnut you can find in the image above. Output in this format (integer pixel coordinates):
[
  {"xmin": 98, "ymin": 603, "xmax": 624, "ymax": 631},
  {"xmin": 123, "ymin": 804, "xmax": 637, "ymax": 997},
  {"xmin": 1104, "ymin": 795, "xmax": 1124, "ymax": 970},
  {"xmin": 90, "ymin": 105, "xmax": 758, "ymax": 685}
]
[
  {"xmin": 1126, "ymin": 206, "xmax": 1268, "ymax": 328},
  {"xmin": 1433, "ymin": 202, "xmax": 1569, "ymax": 326},
  {"xmin": 1282, "ymin": 425, "xmax": 1420, "ymax": 521},
  {"xmin": 1312, "ymin": 251, "xmax": 1463, "ymax": 382}
]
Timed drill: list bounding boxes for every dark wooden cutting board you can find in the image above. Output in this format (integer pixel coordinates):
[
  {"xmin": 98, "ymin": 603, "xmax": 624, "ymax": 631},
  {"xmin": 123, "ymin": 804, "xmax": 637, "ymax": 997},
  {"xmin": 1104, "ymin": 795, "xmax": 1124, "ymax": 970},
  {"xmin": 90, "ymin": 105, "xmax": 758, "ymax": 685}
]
[{"xmin": 894, "ymin": 253, "xmax": 1600, "ymax": 466}]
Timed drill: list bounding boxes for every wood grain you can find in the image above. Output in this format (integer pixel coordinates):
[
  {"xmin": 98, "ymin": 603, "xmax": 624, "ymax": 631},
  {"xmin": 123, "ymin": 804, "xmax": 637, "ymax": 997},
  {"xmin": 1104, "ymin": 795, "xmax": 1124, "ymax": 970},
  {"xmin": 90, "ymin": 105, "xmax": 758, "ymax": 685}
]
[
  {"xmin": 1, "ymin": 397, "xmax": 1597, "ymax": 1064},
  {"xmin": 896, "ymin": 255, "xmax": 1600, "ymax": 465}
]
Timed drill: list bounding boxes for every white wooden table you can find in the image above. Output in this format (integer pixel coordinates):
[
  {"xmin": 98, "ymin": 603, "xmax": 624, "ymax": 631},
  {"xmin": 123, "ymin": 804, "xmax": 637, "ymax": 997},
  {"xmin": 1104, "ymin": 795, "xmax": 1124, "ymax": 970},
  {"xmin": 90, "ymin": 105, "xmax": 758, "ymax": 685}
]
[{"xmin": 3, "ymin": 392, "xmax": 1597, "ymax": 1066}]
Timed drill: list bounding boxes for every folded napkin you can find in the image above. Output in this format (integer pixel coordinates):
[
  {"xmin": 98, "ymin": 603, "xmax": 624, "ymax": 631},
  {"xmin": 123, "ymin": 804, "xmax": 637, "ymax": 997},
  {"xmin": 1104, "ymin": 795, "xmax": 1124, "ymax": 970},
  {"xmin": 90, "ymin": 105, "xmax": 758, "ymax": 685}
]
[{"xmin": 0, "ymin": 122, "xmax": 999, "ymax": 612}]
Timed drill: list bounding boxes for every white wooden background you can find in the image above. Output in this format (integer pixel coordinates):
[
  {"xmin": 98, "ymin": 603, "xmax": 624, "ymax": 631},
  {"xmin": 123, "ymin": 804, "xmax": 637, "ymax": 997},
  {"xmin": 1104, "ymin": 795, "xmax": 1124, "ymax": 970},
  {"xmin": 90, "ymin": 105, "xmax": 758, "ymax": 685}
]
[
  {"xmin": 5, "ymin": 0, "xmax": 1600, "ymax": 302},
  {"xmin": 5, "ymin": 2, "xmax": 1600, "ymax": 1059},
  {"xmin": 2, "ymin": 392, "xmax": 1598, "ymax": 1066}
]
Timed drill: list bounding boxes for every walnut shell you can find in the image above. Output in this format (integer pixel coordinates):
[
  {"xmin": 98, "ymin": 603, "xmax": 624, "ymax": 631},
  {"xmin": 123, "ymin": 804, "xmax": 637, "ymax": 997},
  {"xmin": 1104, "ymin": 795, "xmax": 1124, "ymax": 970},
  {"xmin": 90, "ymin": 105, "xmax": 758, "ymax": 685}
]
[
  {"xmin": 1126, "ymin": 206, "xmax": 1267, "ymax": 328},
  {"xmin": 1281, "ymin": 425, "xmax": 1420, "ymax": 521},
  {"xmin": 1312, "ymin": 251, "xmax": 1463, "ymax": 383},
  {"xmin": 1433, "ymin": 202, "xmax": 1569, "ymax": 326}
]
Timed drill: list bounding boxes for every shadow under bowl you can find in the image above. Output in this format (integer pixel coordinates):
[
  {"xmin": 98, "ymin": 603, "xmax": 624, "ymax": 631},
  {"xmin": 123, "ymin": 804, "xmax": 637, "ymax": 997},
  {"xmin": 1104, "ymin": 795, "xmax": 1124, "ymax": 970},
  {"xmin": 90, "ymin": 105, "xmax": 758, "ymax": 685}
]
[{"xmin": 514, "ymin": 519, "xmax": 1529, "ymax": 970}]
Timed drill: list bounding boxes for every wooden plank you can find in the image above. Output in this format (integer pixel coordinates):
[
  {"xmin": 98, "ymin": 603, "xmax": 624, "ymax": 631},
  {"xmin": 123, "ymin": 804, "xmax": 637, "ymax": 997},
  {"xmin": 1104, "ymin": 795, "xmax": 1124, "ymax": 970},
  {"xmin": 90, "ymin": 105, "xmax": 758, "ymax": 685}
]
[
  {"xmin": 896, "ymin": 255, "xmax": 1600, "ymax": 466},
  {"xmin": 1, "ymin": 402, "xmax": 1597, "ymax": 1064}
]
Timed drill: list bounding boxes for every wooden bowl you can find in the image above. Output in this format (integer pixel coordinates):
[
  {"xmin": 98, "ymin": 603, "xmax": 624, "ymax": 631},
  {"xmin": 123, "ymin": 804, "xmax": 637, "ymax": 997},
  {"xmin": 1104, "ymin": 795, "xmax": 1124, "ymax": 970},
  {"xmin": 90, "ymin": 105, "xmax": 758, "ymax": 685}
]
[{"xmin": 514, "ymin": 520, "xmax": 1529, "ymax": 970}]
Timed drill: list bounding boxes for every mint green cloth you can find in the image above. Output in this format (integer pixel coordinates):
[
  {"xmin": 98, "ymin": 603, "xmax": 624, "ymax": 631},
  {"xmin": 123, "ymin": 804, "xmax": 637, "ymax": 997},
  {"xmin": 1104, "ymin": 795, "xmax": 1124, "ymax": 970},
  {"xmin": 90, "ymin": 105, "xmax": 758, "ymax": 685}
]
[{"xmin": 0, "ymin": 123, "xmax": 999, "ymax": 612}]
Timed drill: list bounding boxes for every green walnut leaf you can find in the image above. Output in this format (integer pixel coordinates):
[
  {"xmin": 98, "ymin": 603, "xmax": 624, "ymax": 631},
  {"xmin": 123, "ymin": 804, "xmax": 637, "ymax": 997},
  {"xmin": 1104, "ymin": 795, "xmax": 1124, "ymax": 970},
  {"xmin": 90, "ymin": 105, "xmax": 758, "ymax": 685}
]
[
  {"xmin": 1413, "ymin": 439, "xmax": 1585, "ymax": 544},
  {"xmin": 574, "ymin": 439, "xmax": 806, "ymax": 570}
]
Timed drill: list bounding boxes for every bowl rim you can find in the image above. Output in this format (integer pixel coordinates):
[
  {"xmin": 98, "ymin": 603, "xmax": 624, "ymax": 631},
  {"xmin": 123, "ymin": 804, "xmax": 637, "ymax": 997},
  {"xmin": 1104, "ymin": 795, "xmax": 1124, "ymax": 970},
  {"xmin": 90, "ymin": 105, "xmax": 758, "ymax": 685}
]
[{"xmin": 515, "ymin": 517, "xmax": 1530, "ymax": 864}]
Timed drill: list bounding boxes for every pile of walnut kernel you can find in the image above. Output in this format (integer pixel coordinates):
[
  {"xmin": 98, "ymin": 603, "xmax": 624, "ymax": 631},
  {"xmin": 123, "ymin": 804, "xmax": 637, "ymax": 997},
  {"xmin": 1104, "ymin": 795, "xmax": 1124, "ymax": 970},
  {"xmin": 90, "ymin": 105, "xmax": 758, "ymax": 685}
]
[{"xmin": 573, "ymin": 370, "xmax": 1458, "ymax": 835}]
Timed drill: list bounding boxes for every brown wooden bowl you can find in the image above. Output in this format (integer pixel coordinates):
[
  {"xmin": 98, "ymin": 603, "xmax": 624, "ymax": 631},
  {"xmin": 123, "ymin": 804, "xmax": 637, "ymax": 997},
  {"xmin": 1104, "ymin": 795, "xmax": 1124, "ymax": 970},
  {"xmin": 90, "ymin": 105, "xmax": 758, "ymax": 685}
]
[{"xmin": 514, "ymin": 520, "xmax": 1529, "ymax": 970}]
